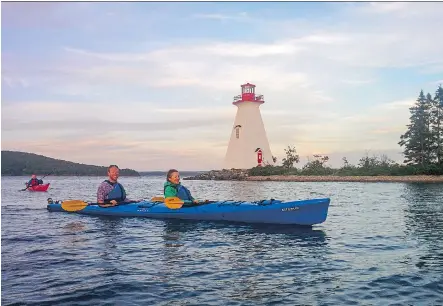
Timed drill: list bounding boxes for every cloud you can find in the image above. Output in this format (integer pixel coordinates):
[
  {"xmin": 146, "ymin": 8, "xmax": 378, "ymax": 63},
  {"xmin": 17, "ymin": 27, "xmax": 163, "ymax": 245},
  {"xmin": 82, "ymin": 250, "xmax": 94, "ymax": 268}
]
[
  {"xmin": 377, "ymin": 99, "xmax": 415, "ymax": 111},
  {"xmin": 1, "ymin": 100, "xmax": 234, "ymax": 132},
  {"xmin": 2, "ymin": 136, "xmax": 227, "ymax": 171},
  {"xmin": 1, "ymin": 76, "xmax": 29, "ymax": 88},
  {"xmin": 340, "ymin": 79, "xmax": 376, "ymax": 85},
  {"xmin": 363, "ymin": 2, "xmax": 409, "ymax": 14},
  {"xmin": 5, "ymin": 2, "xmax": 443, "ymax": 98},
  {"xmin": 2, "ymin": 118, "xmax": 228, "ymax": 133},
  {"xmin": 192, "ymin": 12, "xmax": 248, "ymax": 21},
  {"xmin": 203, "ymin": 42, "xmax": 304, "ymax": 57},
  {"xmin": 1, "ymin": 2, "xmax": 93, "ymax": 28}
]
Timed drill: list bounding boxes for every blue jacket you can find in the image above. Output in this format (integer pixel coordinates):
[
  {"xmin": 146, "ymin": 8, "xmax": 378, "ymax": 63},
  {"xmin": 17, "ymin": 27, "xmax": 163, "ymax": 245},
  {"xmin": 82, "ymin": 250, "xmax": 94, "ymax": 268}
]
[{"xmin": 104, "ymin": 180, "xmax": 127, "ymax": 202}]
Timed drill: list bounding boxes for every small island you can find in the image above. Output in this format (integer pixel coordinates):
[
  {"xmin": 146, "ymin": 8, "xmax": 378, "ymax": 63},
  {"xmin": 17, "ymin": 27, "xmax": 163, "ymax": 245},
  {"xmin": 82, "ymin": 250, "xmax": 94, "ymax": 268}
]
[
  {"xmin": 1, "ymin": 151, "xmax": 140, "ymax": 176},
  {"xmin": 185, "ymin": 86, "xmax": 443, "ymax": 183}
]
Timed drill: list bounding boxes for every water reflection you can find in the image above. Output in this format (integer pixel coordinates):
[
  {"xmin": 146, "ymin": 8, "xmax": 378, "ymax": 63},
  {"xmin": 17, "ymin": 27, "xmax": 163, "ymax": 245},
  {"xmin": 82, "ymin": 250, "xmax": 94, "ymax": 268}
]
[
  {"xmin": 161, "ymin": 219, "xmax": 328, "ymax": 242},
  {"xmin": 157, "ymin": 218, "xmax": 330, "ymax": 301},
  {"xmin": 402, "ymin": 183, "xmax": 443, "ymax": 237},
  {"xmin": 60, "ymin": 222, "xmax": 88, "ymax": 247},
  {"xmin": 401, "ymin": 183, "xmax": 443, "ymax": 271},
  {"xmin": 154, "ymin": 220, "xmax": 194, "ymax": 285},
  {"xmin": 95, "ymin": 217, "xmax": 125, "ymax": 261}
]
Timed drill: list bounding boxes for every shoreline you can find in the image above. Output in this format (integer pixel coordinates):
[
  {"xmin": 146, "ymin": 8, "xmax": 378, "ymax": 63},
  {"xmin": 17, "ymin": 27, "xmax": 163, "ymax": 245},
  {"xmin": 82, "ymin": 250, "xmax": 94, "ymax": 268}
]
[
  {"xmin": 184, "ymin": 169, "xmax": 443, "ymax": 183},
  {"xmin": 244, "ymin": 175, "xmax": 443, "ymax": 183}
]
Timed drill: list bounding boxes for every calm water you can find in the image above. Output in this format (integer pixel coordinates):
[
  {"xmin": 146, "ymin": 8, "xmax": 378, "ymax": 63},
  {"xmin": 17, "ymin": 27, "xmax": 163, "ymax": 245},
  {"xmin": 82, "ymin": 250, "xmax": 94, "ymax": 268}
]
[{"xmin": 1, "ymin": 176, "xmax": 443, "ymax": 305}]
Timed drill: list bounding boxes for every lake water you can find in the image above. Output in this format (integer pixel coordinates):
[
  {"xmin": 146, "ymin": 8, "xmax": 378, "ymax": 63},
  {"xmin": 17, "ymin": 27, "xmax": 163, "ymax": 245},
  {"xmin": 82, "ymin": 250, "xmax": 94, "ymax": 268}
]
[{"xmin": 1, "ymin": 176, "xmax": 443, "ymax": 305}]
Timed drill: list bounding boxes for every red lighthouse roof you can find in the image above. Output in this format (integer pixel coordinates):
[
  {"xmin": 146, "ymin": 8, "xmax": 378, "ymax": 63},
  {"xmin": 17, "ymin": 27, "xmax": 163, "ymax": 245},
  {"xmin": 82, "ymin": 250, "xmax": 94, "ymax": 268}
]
[{"xmin": 233, "ymin": 82, "xmax": 264, "ymax": 105}]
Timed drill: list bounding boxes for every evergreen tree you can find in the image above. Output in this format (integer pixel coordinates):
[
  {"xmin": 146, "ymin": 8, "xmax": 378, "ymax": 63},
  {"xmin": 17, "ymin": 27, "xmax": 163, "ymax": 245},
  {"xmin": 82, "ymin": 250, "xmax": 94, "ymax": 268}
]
[
  {"xmin": 431, "ymin": 84, "xmax": 443, "ymax": 164},
  {"xmin": 426, "ymin": 92, "xmax": 436, "ymax": 163},
  {"xmin": 399, "ymin": 90, "xmax": 433, "ymax": 166}
]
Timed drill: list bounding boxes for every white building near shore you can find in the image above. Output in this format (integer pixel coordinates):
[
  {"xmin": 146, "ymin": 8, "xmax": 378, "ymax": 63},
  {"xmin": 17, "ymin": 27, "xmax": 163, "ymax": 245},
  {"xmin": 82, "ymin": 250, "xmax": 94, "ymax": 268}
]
[{"xmin": 223, "ymin": 83, "xmax": 275, "ymax": 170}]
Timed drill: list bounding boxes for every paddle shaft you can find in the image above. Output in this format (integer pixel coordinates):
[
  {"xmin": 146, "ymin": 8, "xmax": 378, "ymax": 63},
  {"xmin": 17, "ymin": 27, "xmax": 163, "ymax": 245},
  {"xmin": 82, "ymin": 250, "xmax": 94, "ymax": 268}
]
[
  {"xmin": 95, "ymin": 200, "xmax": 139, "ymax": 207},
  {"xmin": 41, "ymin": 171, "xmax": 54, "ymax": 180}
]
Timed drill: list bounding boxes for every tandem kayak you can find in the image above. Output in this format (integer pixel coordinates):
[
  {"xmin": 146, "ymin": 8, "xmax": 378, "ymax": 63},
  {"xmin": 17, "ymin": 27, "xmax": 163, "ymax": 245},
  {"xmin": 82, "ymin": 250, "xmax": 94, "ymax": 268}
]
[
  {"xmin": 28, "ymin": 183, "xmax": 50, "ymax": 192},
  {"xmin": 47, "ymin": 198, "xmax": 331, "ymax": 226}
]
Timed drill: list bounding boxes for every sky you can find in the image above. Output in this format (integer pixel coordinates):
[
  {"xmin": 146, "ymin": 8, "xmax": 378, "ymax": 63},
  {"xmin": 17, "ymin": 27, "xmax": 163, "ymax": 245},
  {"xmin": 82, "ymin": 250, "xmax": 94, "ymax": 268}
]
[{"xmin": 2, "ymin": 1, "xmax": 443, "ymax": 171}]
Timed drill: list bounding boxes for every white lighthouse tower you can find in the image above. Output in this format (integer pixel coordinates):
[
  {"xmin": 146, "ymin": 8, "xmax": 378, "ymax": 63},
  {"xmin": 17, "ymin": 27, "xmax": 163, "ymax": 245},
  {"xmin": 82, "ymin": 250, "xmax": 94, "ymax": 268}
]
[{"xmin": 223, "ymin": 83, "xmax": 274, "ymax": 169}]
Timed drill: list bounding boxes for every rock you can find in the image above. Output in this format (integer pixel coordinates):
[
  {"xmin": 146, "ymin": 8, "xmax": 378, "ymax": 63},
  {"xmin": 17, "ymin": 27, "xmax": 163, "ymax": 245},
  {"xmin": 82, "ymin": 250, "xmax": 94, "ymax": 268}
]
[{"xmin": 183, "ymin": 169, "xmax": 249, "ymax": 181}]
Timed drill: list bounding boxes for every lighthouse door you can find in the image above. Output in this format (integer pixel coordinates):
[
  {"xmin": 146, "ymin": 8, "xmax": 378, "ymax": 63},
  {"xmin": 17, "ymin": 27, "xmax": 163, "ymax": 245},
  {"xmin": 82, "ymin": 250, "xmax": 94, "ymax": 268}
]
[{"xmin": 257, "ymin": 149, "xmax": 263, "ymax": 166}]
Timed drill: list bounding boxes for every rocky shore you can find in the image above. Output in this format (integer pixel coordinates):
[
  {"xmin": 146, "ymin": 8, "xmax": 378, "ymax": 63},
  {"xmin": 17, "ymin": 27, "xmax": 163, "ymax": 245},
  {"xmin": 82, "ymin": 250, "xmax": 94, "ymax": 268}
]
[
  {"xmin": 183, "ymin": 169, "xmax": 249, "ymax": 181},
  {"xmin": 183, "ymin": 170, "xmax": 443, "ymax": 183},
  {"xmin": 245, "ymin": 175, "xmax": 443, "ymax": 183}
]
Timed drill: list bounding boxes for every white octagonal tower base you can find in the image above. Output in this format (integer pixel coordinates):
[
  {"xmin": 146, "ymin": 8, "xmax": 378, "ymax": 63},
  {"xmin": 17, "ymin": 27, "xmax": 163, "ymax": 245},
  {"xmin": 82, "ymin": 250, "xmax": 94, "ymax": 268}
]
[{"xmin": 223, "ymin": 83, "xmax": 274, "ymax": 170}]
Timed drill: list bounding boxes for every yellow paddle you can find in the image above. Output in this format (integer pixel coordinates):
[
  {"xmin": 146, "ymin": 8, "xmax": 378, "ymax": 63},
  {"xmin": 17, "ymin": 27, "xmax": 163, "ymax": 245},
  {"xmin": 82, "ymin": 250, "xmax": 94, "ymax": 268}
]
[
  {"xmin": 152, "ymin": 196, "xmax": 206, "ymax": 209},
  {"xmin": 164, "ymin": 197, "xmax": 184, "ymax": 209},
  {"xmin": 150, "ymin": 196, "xmax": 184, "ymax": 209},
  {"xmin": 61, "ymin": 197, "xmax": 184, "ymax": 212},
  {"xmin": 149, "ymin": 196, "xmax": 184, "ymax": 209},
  {"xmin": 61, "ymin": 200, "xmax": 89, "ymax": 212}
]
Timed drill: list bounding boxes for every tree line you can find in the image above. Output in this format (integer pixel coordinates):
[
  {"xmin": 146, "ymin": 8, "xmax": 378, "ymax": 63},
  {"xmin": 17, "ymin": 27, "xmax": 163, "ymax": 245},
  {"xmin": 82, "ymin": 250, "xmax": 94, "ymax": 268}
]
[{"xmin": 250, "ymin": 84, "xmax": 443, "ymax": 176}]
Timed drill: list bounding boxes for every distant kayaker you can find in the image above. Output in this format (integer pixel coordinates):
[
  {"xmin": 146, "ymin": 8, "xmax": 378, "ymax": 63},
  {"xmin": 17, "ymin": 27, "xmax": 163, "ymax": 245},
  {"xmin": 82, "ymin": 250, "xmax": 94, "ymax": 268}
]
[
  {"xmin": 97, "ymin": 165, "xmax": 134, "ymax": 206},
  {"xmin": 164, "ymin": 169, "xmax": 199, "ymax": 206},
  {"xmin": 26, "ymin": 174, "xmax": 43, "ymax": 188}
]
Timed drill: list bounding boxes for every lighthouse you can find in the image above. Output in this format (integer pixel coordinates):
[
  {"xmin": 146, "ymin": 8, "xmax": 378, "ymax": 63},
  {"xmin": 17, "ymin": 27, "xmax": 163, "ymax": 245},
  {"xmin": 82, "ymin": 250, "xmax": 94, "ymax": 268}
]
[{"xmin": 223, "ymin": 83, "xmax": 275, "ymax": 169}]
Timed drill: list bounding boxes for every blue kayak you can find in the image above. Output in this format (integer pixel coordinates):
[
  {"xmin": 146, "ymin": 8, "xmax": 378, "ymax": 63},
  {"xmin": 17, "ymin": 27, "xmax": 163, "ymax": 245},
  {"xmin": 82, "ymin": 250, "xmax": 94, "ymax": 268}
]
[{"xmin": 47, "ymin": 198, "xmax": 331, "ymax": 226}]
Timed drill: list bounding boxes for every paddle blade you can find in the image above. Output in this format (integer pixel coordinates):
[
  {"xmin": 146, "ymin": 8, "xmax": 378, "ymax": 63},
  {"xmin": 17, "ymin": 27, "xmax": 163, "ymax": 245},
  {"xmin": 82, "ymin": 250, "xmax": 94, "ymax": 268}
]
[
  {"xmin": 164, "ymin": 197, "xmax": 184, "ymax": 209},
  {"xmin": 151, "ymin": 196, "xmax": 165, "ymax": 202},
  {"xmin": 61, "ymin": 200, "xmax": 88, "ymax": 212}
]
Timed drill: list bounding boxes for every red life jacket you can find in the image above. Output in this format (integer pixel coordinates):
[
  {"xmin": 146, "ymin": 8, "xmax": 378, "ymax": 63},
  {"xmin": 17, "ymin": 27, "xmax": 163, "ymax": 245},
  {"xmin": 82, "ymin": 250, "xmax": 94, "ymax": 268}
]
[{"xmin": 28, "ymin": 178, "xmax": 39, "ymax": 187}]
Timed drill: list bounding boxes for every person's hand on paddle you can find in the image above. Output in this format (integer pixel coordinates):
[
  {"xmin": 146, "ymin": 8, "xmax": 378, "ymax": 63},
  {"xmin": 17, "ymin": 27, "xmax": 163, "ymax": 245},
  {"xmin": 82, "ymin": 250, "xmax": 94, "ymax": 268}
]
[
  {"xmin": 110, "ymin": 200, "xmax": 118, "ymax": 205},
  {"xmin": 193, "ymin": 199, "xmax": 199, "ymax": 204}
]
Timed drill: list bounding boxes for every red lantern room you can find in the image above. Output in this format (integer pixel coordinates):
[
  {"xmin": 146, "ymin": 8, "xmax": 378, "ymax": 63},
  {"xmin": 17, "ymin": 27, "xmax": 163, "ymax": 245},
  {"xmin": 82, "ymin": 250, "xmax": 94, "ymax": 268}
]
[{"xmin": 233, "ymin": 83, "xmax": 265, "ymax": 105}]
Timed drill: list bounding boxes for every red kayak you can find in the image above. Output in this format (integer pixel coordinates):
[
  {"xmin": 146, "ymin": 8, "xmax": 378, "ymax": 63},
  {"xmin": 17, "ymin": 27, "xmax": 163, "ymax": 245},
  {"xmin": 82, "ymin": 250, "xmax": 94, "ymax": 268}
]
[{"xmin": 28, "ymin": 183, "xmax": 50, "ymax": 192}]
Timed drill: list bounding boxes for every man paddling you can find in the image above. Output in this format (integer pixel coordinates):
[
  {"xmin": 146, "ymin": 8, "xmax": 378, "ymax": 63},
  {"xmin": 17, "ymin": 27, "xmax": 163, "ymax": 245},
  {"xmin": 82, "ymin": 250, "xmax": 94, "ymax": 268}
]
[
  {"xmin": 26, "ymin": 174, "xmax": 43, "ymax": 188},
  {"xmin": 96, "ymin": 165, "xmax": 135, "ymax": 206}
]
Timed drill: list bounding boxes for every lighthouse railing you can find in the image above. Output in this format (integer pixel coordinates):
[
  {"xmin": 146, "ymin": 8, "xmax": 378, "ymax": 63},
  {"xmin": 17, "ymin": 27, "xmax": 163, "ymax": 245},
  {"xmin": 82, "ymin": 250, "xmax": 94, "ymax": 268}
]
[{"xmin": 233, "ymin": 95, "xmax": 242, "ymax": 102}]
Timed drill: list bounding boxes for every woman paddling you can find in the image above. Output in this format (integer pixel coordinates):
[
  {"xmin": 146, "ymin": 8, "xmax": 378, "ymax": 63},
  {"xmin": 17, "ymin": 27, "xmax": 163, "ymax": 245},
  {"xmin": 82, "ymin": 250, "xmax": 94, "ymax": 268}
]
[{"xmin": 164, "ymin": 169, "xmax": 199, "ymax": 206}]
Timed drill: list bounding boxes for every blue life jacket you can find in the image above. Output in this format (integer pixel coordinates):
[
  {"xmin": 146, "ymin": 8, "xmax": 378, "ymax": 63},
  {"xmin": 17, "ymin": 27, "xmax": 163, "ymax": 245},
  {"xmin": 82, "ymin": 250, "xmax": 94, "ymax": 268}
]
[
  {"xmin": 104, "ymin": 180, "xmax": 126, "ymax": 202},
  {"xmin": 176, "ymin": 184, "xmax": 193, "ymax": 201}
]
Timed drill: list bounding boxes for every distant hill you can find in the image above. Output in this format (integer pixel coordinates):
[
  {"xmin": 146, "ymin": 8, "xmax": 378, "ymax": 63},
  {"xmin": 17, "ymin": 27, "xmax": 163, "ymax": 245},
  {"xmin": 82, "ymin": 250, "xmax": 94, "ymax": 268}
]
[{"xmin": 1, "ymin": 151, "xmax": 140, "ymax": 176}]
